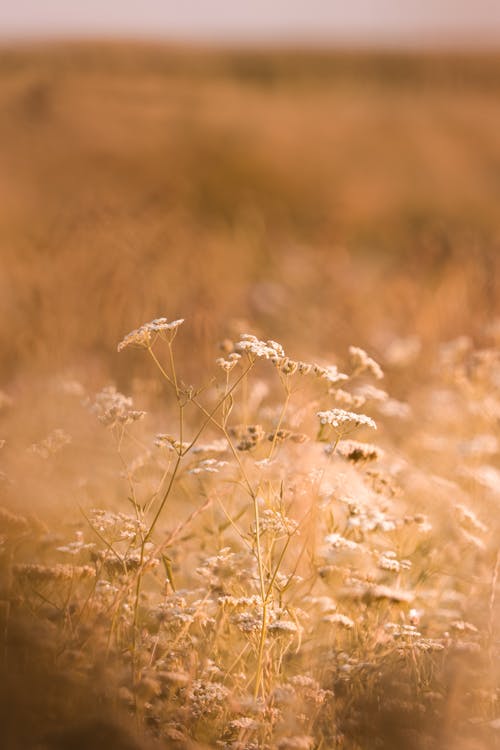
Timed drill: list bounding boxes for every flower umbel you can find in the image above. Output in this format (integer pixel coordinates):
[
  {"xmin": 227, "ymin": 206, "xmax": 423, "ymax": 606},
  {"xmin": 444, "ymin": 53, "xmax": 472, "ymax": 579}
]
[
  {"xmin": 117, "ymin": 317, "xmax": 184, "ymax": 351},
  {"xmin": 317, "ymin": 408, "xmax": 377, "ymax": 434}
]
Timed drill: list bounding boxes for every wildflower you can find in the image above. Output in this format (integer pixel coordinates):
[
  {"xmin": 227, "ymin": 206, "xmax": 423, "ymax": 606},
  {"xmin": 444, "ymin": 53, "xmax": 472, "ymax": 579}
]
[
  {"xmin": 89, "ymin": 386, "xmax": 145, "ymax": 428},
  {"xmin": 229, "ymin": 717, "xmax": 261, "ymax": 731},
  {"xmin": 13, "ymin": 563, "xmax": 95, "ymax": 584},
  {"xmin": 317, "ymin": 409, "xmax": 376, "ymax": 433},
  {"xmin": 235, "ymin": 334, "xmax": 285, "ymax": 361},
  {"xmin": 252, "ymin": 509, "xmax": 299, "ymax": 537},
  {"xmin": 268, "ymin": 620, "xmax": 298, "ymax": 635},
  {"xmin": 336, "ymin": 439, "xmax": 383, "ymax": 463},
  {"xmin": 279, "ymin": 357, "xmax": 299, "ymax": 375},
  {"xmin": 31, "ymin": 428, "xmax": 72, "ymax": 458},
  {"xmin": 56, "ymin": 530, "xmax": 95, "ymax": 554},
  {"xmin": 356, "ymin": 384, "xmax": 388, "ymax": 402},
  {"xmin": 296, "ymin": 361, "xmax": 313, "ymax": 375},
  {"xmin": 314, "ymin": 363, "xmax": 349, "ymax": 385},
  {"xmin": 186, "ymin": 680, "xmax": 230, "ymax": 718},
  {"xmin": 363, "ymin": 584, "xmax": 414, "ymax": 604},
  {"xmin": 378, "ymin": 551, "xmax": 411, "ymax": 573},
  {"xmin": 117, "ymin": 317, "xmax": 184, "ymax": 351},
  {"xmin": 192, "ymin": 438, "xmax": 229, "ymax": 454},
  {"xmin": 216, "ymin": 352, "xmax": 242, "ymax": 372},
  {"xmin": 324, "ymin": 533, "xmax": 359, "ymax": 551},
  {"xmin": 228, "ymin": 424, "xmax": 265, "ymax": 451},
  {"xmin": 155, "ymin": 433, "xmax": 190, "ymax": 454},
  {"xmin": 232, "ymin": 611, "xmax": 262, "ymax": 633},
  {"xmin": 190, "ymin": 458, "xmax": 228, "ymax": 474},
  {"xmin": 455, "ymin": 503, "xmax": 487, "ymax": 535},
  {"xmin": 322, "ymin": 613, "xmax": 355, "ymax": 629},
  {"xmin": 333, "ymin": 388, "xmax": 366, "ymax": 408},
  {"xmin": 218, "ymin": 595, "xmax": 261, "ymax": 609},
  {"xmin": 267, "ymin": 429, "xmax": 309, "ymax": 444},
  {"xmin": 88, "ymin": 509, "xmax": 146, "ymax": 540},
  {"xmin": 349, "ymin": 346, "xmax": 384, "ymax": 379}
]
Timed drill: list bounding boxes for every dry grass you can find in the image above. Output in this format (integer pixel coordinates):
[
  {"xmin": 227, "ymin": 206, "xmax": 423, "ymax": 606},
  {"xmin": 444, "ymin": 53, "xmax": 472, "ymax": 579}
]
[{"xmin": 1, "ymin": 42, "xmax": 500, "ymax": 750}]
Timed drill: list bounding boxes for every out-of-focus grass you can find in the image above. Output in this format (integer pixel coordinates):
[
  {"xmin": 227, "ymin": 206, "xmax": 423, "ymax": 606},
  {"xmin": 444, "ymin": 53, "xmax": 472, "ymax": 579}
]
[{"xmin": 1, "ymin": 43, "xmax": 500, "ymax": 382}]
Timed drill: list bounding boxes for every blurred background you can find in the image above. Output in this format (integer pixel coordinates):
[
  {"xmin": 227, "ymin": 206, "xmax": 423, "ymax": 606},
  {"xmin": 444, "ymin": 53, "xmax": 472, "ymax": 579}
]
[{"xmin": 1, "ymin": 2, "xmax": 500, "ymax": 386}]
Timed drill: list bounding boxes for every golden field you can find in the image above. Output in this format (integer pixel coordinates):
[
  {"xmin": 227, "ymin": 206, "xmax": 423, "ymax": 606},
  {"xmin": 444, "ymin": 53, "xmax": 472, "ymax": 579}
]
[{"xmin": 1, "ymin": 43, "xmax": 500, "ymax": 749}]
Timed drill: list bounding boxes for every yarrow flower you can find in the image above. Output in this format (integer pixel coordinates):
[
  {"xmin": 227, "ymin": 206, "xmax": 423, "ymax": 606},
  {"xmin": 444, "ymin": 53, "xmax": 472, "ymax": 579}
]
[
  {"xmin": 235, "ymin": 334, "xmax": 285, "ymax": 361},
  {"xmin": 117, "ymin": 317, "xmax": 184, "ymax": 351},
  {"xmin": 317, "ymin": 408, "xmax": 377, "ymax": 433}
]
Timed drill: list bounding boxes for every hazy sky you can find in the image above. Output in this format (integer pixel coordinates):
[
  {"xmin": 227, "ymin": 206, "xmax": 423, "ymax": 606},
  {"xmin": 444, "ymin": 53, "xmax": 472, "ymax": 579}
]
[{"xmin": 2, "ymin": 1, "xmax": 500, "ymax": 45}]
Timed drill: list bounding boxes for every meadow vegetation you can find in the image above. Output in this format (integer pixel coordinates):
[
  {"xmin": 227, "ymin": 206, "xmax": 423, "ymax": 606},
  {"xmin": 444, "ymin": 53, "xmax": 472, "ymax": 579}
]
[{"xmin": 1, "ymin": 43, "xmax": 500, "ymax": 749}]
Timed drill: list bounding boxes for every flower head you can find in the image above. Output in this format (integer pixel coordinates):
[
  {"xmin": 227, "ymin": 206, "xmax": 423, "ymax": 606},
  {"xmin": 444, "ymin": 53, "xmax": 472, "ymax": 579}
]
[
  {"xmin": 117, "ymin": 317, "xmax": 184, "ymax": 351},
  {"xmin": 317, "ymin": 408, "xmax": 376, "ymax": 433}
]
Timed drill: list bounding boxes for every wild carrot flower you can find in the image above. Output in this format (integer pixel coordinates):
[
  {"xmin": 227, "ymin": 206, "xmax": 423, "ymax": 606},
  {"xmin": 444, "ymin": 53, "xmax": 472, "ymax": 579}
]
[
  {"xmin": 235, "ymin": 334, "xmax": 285, "ymax": 360},
  {"xmin": 317, "ymin": 408, "xmax": 376, "ymax": 432},
  {"xmin": 117, "ymin": 317, "xmax": 184, "ymax": 351}
]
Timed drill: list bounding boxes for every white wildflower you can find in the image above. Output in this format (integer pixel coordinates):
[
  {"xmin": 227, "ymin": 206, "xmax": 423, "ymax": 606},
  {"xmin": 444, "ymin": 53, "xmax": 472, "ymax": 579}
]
[
  {"xmin": 31, "ymin": 428, "xmax": 72, "ymax": 458},
  {"xmin": 190, "ymin": 458, "xmax": 228, "ymax": 474},
  {"xmin": 378, "ymin": 551, "xmax": 411, "ymax": 573},
  {"xmin": 192, "ymin": 438, "xmax": 229, "ymax": 454},
  {"xmin": 324, "ymin": 533, "xmax": 359, "ymax": 551},
  {"xmin": 235, "ymin": 334, "xmax": 285, "ymax": 361},
  {"xmin": 268, "ymin": 620, "xmax": 298, "ymax": 635},
  {"xmin": 314, "ymin": 363, "xmax": 349, "ymax": 385},
  {"xmin": 89, "ymin": 386, "xmax": 145, "ymax": 428},
  {"xmin": 155, "ymin": 433, "xmax": 190, "ymax": 454},
  {"xmin": 117, "ymin": 317, "xmax": 184, "ymax": 351},
  {"xmin": 317, "ymin": 409, "xmax": 376, "ymax": 432},
  {"xmin": 322, "ymin": 613, "xmax": 355, "ymax": 629},
  {"xmin": 216, "ymin": 352, "xmax": 241, "ymax": 372},
  {"xmin": 349, "ymin": 346, "xmax": 384, "ymax": 379}
]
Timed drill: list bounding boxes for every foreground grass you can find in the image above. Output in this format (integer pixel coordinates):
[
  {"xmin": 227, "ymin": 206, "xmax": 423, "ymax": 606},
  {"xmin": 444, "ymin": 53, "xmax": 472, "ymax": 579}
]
[{"xmin": 1, "ymin": 318, "xmax": 500, "ymax": 749}]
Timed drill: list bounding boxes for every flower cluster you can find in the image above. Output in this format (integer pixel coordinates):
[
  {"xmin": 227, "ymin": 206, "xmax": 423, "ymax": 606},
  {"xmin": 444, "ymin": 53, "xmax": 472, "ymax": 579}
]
[
  {"xmin": 236, "ymin": 334, "xmax": 286, "ymax": 360},
  {"xmin": 317, "ymin": 408, "xmax": 376, "ymax": 432},
  {"xmin": 89, "ymin": 386, "xmax": 146, "ymax": 428},
  {"xmin": 117, "ymin": 317, "xmax": 184, "ymax": 351},
  {"xmin": 349, "ymin": 346, "xmax": 384, "ymax": 379},
  {"xmin": 335, "ymin": 439, "xmax": 383, "ymax": 463}
]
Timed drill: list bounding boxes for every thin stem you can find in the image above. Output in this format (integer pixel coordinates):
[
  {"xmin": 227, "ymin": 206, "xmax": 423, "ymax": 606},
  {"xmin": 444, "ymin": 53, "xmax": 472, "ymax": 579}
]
[
  {"xmin": 254, "ymin": 599, "xmax": 268, "ymax": 699},
  {"xmin": 268, "ymin": 383, "xmax": 291, "ymax": 461},
  {"xmin": 144, "ymin": 453, "xmax": 182, "ymax": 542}
]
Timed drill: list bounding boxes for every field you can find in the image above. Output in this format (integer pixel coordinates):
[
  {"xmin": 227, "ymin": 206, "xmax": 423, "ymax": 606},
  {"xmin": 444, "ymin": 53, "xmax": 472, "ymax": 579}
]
[{"xmin": 1, "ymin": 42, "xmax": 500, "ymax": 749}]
